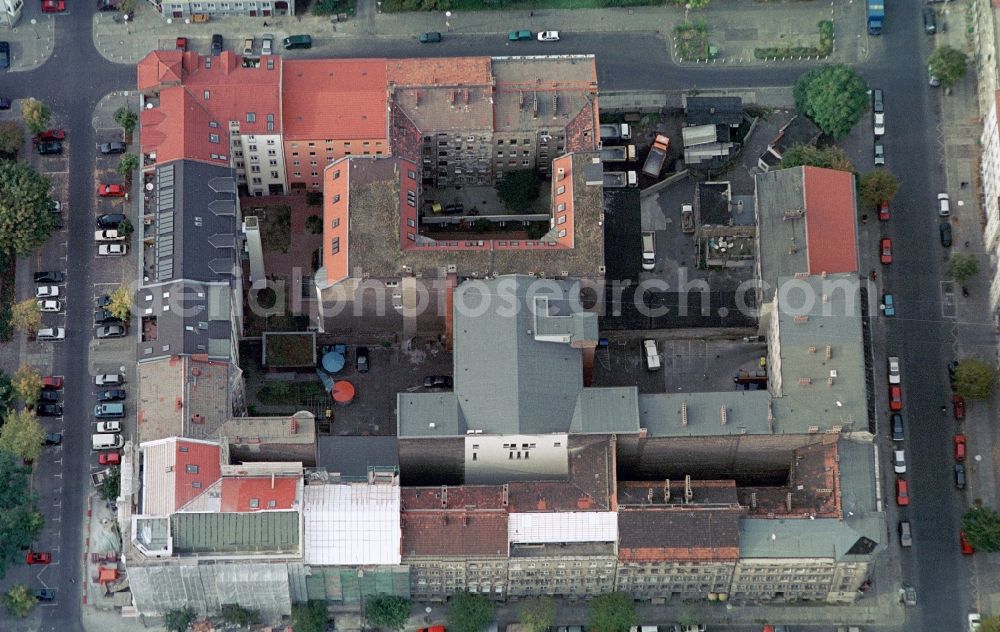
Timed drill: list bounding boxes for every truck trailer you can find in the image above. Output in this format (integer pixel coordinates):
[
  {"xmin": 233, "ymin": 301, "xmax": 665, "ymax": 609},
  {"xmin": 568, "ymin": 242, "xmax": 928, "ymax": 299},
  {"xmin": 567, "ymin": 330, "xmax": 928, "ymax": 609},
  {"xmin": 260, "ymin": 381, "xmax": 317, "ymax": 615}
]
[
  {"xmin": 600, "ymin": 144, "xmax": 636, "ymax": 163},
  {"xmin": 604, "ymin": 170, "xmax": 638, "ymax": 188},
  {"xmin": 600, "ymin": 123, "xmax": 632, "ymax": 142},
  {"xmin": 642, "ymin": 134, "xmax": 671, "ymax": 178}
]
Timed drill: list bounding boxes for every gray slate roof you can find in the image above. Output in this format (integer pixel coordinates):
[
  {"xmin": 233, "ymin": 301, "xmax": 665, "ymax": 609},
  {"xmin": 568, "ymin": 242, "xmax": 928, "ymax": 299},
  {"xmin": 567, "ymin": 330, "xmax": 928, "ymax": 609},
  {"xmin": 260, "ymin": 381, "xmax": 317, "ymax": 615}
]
[
  {"xmin": 638, "ymin": 390, "xmax": 772, "ymax": 437},
  {"xmin": 137, "ymin": 280, "xmax": 234, "ymax": 362},
  {"xmin": 685, "ymin": 96, "xmax": 744, "ymax": 126},
  {"xmin": 755, "ymin": 167, "xmax": 809, "ymax": 295}
]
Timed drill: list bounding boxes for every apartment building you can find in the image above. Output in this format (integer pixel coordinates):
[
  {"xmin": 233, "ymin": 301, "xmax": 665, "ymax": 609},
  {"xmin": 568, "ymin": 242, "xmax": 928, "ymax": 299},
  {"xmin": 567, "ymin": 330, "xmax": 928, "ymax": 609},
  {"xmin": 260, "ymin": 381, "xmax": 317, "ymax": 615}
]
[
  {"xmin": 972, "ymin": 0, "xmax": 1000, "ymax": 315},
  {"xmin": 147, "ymin": 0, "xmax": 295, "ymax": 20}
]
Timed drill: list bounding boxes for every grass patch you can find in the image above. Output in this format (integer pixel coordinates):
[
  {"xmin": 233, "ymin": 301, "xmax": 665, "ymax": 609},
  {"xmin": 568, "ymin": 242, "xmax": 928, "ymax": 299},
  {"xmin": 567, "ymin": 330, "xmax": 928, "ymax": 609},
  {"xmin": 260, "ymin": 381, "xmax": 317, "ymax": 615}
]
[
  {"xmin": 260, "ymin": 205, "xmax": 292, "ymax": 254},
  {"xmin": 263, "ymin": 332, "xmax": 316, "ymax": 368},
  {"xmin": 754, "ymin": 20, "xmax": 833, "ymax": 60},
  {"xmin": 381, "ymin": 0, "xmax": 662, "ymax": 11},
  {"xmin": 256, "ymin": 381, "xmax": 329, "ymax": 405},
  {"xmin": 674, "ymin": 21, "xmax": 710, "ymax": 61}
]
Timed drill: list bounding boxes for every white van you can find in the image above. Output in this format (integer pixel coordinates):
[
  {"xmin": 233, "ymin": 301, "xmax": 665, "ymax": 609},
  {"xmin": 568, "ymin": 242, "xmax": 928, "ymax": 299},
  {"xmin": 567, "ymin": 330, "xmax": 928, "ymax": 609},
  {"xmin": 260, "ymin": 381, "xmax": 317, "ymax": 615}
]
[
  {"xmin": 95, "ymin": 373, "xmax": 123, "ymax": 386},
  {"xmin": 643, "ymin": 339, "xmax": 661, "ymax": 371},
  {"xmin": 37, "ymin": 327, "xmax": 65, "ymax": 341},
  {"xmin": 92, "ymin": 433, "xmax": 124, "ymax": 450},
  {"xmin": 641, "ymin": 232, "xmax": 656, "ymax": 271}
]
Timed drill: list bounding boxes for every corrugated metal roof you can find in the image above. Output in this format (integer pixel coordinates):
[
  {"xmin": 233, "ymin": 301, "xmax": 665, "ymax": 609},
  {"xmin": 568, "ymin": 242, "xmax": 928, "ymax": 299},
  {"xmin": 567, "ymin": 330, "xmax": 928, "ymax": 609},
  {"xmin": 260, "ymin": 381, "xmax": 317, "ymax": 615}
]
[
  {"xmin": 170, "ymin": 510, "xmax": 299, "ymax": 554},
  {"xmin": 303, "ymin": 483, "xmax": 402, "ymax": 565},
  {"xmin": 508, "ymin": 511, "xmax": 618, "ymax": 544}
]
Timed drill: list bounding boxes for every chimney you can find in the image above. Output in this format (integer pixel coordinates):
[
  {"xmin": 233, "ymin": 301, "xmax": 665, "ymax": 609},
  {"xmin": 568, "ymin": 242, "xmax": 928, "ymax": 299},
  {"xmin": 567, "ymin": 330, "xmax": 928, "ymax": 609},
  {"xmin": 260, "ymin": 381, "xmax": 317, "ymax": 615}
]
[
  {"xmin": 785, "ymin": 492, "xmax": 793, "ymax": 513},
  {"xmin": 680, "ymin": 402, "xmax": 688, "ymax": 426},
  {"xmin": 750, "ymin": 492, "xmax": 758, "ymax": 509},
  {"xmin": 825, "ymin": 345, "xmax": 832, "ymax": 359},
  {"xmin": 519, "ymin": 91, "xmax": 524, "ymax": 108},
  {"xmin": 720, "ymin": 406, "xmax": 728, "ymax": 426},
  {"xmin": 663, "ymin": 479, "xmax": 670, "ymax": 503},
  {"xmin": 464, "ymin": 89, "xmax": 470, "ymax": 104},
  {"xmin": 502, "ymin": 484, "xmax": 509, "ymax": 507},
  {"xmin": 684, "ymin": 475, "xmax": 693, "ymax": 503},
  {"xmin": 647, "ymin": 488, "xmax": 654, "ymax": 504},
  {"xmin": 440, "ymin": 486, "xmax": 448, "ymax": 508}
]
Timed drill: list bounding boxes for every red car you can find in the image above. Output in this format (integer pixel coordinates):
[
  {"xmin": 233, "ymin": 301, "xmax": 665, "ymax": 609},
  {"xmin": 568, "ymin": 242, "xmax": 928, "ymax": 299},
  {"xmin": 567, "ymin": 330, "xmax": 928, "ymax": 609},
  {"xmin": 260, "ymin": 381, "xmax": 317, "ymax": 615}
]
[
  {"xmin": 878, "ymin": 200, "xmax": 891, "ymax": 221},
  {"xmin": 880, "ymin": 237, "xmax": 893, "ymax": 264},
  {"xmin": 25, "ymin": 551, "xmax": 51, "ymax": 565},
  {"xmin": 955, "ymin": 434, "xmax": 967, "ymax": 461},
  {"xmin": 961, "ymin": 530, "xmax": 975, "ymax": 555},
  {"xmin": 41, "ymin": 0, "xmax": 65, "ymax": 11},
  {"xmin": 36, "ymin": 129, "xmax": 65, "ymax": 142},
  {"xmin": 896, "ymin": 478, "xmax": 909, "ymax": 506},
  {"xmin": 953, "ymin": 393, "xmax": 966, "ymax": 420},
  {"xmin": 889, "ymin": 385, "xmax": 902, "ymax": 411},
  {"xmin": 41, "ymin": 375, "xmax": 63, "ymax": 389},
  {"xmin": 97, "ymin": 183, "xmax": 126, "ymax": 197},
  {"xmin": 98, "ymin": 451, "xmax": 121, "ymax": 465}
]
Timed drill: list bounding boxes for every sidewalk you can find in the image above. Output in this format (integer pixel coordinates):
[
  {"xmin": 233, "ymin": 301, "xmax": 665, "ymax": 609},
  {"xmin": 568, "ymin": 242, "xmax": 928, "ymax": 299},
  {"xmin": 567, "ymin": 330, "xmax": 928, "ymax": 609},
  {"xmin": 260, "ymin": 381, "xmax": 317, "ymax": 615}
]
[
  {"xmin": 936, "ymin": 0, "xmax": 1000, "ymax": 618},
  {"xmin": 91, "ymin": 0, "xmax": 866, "ymax": 68}
]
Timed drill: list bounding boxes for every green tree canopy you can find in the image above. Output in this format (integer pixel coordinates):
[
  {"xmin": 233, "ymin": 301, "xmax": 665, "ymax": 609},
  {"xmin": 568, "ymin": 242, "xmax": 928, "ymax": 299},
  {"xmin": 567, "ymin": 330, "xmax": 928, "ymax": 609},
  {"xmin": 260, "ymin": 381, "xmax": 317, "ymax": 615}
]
[
  {"xmin": 0, "ymin": 450, "xmax": 43, "ymax": 578},
  {"xmin": 107, "ymin": 282, "xmax": 133, "ymax": 321},
  {"xmin": 292, "ymin": 601, "xmax": 330, "ymax": 632},
  {"xmin": 963, "ymin": 506, "xmax": 1000, "ymax": 551},
  {"xmin": 948, "ymin": 253, "xmax": 979, "ymax": 284},
  {"xmin": 981, "ymin": 615, "xmax": 1000, "ymax": 632},
  {"xmin": 0, "ymin": 371, "xmax": 13, "ymax": 412},
  {"xmin": 928, "ymin": 45, "xmax": 969, "ymax": 89},
  {"xmin": 0, "ymin": 409, "xmax": 43, "ymax": 463},
  {"xmin": 114, "ymin": 107, "xmax": 138, "ymax": 136},
  {"xmin": 588, "ymin": 592, "xmax": 636, "ymax": 632},
  {"xmin": 496, "ymin": 170, "xmax": 541, "ymax": 213},
  {"xmin": 3, "ymin": 584, "xmax": 35, "ymax": 618},
  {"xmin": 98, "ymin": 466, "xmax": 120, "ymax": 502},
  {"xmin": 116, "ymin": 154, "xmax": 139, "ymax": 180},
  {"xmin": 9, "ymin": 298, "xmax": 40, "ymax": 335},
  {"xmin": 793, "ymin": 65, "xmax": 869, "ymax": 139},
  {"xmin": 365, "ymin": 594, "xmax": 411, "ymax": 630},
  {"xmin": 859, "ymin": 169, "xmax": 900, "ymax": 209},
  {"xmin": 447, "ymin": 591, "xmax": 495, "ymax": 632},
  {"xmin": 219, "ymin": 603, "xmax": 260, "ymax": 628},
  {"xmin": 955, "ymin": 359, "xmax": 997, "ymax": 400},
  {"xmin": 517, "ymin": 596, "xmax": 556, "ymax": 632},
  {"xmin": 164, "ymin": 606, "xmax": 197, "ymax": 632},
  {"xmin": 12, "ymin": 365, "xmax": 41, "ymax": 404},
  {"xmin": 20, "ymin": 99, "xmax": 50, "ymax": 136},
  {"xmin": 0, "ymin": 161, "xmax": 57, "ymax": 257},
  {"xmin": 779, "ymin": 144, "xmax": 854, "ymax": 172},
  {"xmin": 0, "ymin": 122, "xmax": 23, "ymax": 159}
]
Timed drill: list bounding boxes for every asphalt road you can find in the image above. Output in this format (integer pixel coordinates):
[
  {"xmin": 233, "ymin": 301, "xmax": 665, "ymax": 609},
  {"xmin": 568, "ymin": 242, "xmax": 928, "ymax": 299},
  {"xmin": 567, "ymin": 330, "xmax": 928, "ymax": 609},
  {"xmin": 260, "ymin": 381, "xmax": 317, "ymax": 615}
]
[{"xmin": 0, "ymin": 3, "xmax": 964, "ymax": 632}]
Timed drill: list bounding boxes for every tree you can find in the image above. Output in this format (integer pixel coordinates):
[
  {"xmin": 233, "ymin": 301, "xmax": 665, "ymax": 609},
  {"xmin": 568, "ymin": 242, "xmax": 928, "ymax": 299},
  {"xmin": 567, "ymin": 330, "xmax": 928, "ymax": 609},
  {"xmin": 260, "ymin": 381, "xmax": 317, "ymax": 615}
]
[
  {"xmin": 955, "ymin": 359, "xmax": 998, "ymax": 400},
  {"xmin": 517, "ymin": 596, "xmax": 556, "ymax": 632},
  {"xmin": 793, "ymin": 65, "xmax": 869, "ymax": 139},
  {"xmin": 20, "ymin": 99, "xmax": 50, "ymax": 136},
  {"xmin": 0, "ymin": 450, "xmax": 43, "ymax": 577},
  {"xmin": 113, "ymin": 107, "xmax": 138, "ymax": 137},
  {"xmin": 859, "ymin": 169, "xmax": 900, "ymax": 209},
  {"xmin": 963, "ymin": 506, "xmax": 1000, "ymax": 552},
  {"xmin": 98, "ymin": 466, "xmax": 120, "ymax": 502},
  {"xmin": 948, "ymin": 253, "xmax": 979, "ymax": 284},
  {"xmin": 118, "ymin": 0, "xmax": 136, "ymax": 14},
  {"xmin": 219, "ymin": 603, "xmax": 260, "ymax": 628},
  {"xmin": 365, "ymin": 594, "xmax": 411, "ymax": 630},
  {"xmin": 778, "ymin": 144, "xmax": 854, "ymax": 172},
  {"xmin": 587, "ymin": 592, "xmax": 636, "ymax": 632},
  {"xmin": 12, "ymin": 365, "xmax": 41, "ymax": 405},
  {"xmin": 928, "ymin": 45, "xmax": 969, "ymax": 89},
  {"xmin": 982, "ymin": 616, "xmax": 1000, "ymax": 632},
  {"xmin": 0, "ymin": 409, "xmax": 43, "ymax": 462},
  {"xmin": 496, "ymin": 170, "xmax": 541, "ymax": 213},
  {"xmin": 9, "ymin": 299, "xmax": 40, "ymax": 335},
  {"xmin": 0, "ymin": 371, "xmax": 14, "ymax": 411},
  {"xmin": 116, "ymin": 154, "xmax": 139, "ymax": 181},
  {"xmin": 3, "ymin": 584, "xmax": 35, "ymax": 618},
  {"xmin": 447, "ymin": 591, "xmax": 494, "ymax": 632},
  {"xmin": 164, "ymin": 606, "xmax": 197, "ymax": 632},
  {"xmin": 0, "ymin": 122, "xmax": 23, "ymax": 159},
  {"xmin": 0, "ymin": 160, "xmax": 58, "ymax": 257},
  {"xmin": 291, "ymin": 601, "xmax": 329, "ymax": 632},
  {"xmin": 105, "ymin": 282, "xmax": 132, "ymax": 322}
]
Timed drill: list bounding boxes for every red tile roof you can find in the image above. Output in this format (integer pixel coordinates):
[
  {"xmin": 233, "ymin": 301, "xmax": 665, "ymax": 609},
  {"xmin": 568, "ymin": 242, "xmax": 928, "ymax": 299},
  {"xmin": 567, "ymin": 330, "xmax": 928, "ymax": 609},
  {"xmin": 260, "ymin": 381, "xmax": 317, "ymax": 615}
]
[
  {"xmin": 220, "ymin": 476, "xmax": 299, "ymax": 512},
  {"xmin": 802, "ymin": 166, "xmax": 858, "ymax": 275},
  {"xmin": 401, "ymin": 485, "xmax": 508, "ymax": 511},
  {"xmin": 140, "ymin": 87, "xmax": 223, "ymax": 166},
  {"xmin": 386, "ymin": 57, "xmax": 492, "ymax": 87},
  {"xmin": 401, "ymin": 510, "xmax": 509, "ymax": 557},
  {"xmin": 173, "ymin": 439, "xmax": 222, "ymax": 511},
  {"xmin": 283, "ymin": 59, "xmax": 388, "ymax": 141},
  {"xmin": 137, "ymin": 50, "xmax": 184, "ymax": 92}
]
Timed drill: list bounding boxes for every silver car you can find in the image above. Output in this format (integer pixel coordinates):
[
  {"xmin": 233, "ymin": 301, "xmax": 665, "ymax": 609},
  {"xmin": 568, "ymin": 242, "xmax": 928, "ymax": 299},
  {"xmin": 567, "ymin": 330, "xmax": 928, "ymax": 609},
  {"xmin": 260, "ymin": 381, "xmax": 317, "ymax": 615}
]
[{"xmin": 261, "ymin": 34, "xmax": 274, "ymax": 56}]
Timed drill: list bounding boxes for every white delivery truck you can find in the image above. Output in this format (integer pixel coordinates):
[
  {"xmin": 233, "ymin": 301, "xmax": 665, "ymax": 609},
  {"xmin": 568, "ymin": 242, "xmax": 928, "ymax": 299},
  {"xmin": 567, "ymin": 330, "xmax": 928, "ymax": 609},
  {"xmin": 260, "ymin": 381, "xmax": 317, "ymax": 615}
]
[{"xmin": 643, "ymin": 340, "xmax": 661, "ymax": 371}]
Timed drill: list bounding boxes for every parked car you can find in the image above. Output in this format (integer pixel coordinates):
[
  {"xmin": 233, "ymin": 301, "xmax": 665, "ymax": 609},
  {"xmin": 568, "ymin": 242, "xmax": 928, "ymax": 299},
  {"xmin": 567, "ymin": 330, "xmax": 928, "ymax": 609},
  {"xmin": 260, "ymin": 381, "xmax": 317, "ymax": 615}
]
[
  {"xmin": 261, "ymin": 34, "xmax": 274, "ymax": 55},
  {"xmin": 242, "ymin": 36, "xmax": 254, "ymax": 56},
  {"xmin": 896, "ymin": 478, "xmax": 910, "ymax": 506},
  {"xmin": 36, "ymin": 327, "xmax": 65, "ymax": 341},
  {"xmin": 98, "ymin": 451, "xmax": 121, "ymax": 465},
  {"xmin": 97, "ymin": 183, "xmax": 126, "ymax": 197},
  {"xmin": 35, "ymin": 286, "xmax": 59, "ymax": 299},
  {"xmin": 891, "ymin": 413, "xmax": 904, "ymax": 442},
  {"xmin": 37, "ymin": 403, "xmax": 62, "ymax": 417},
  {"xmin": 96, "ymin": 295, "xmax": 112, "ymax": 308},
  {"xmin": 282, "ymin": 34, "xmax": 312, "ymax": 49},
  {"xmin": 96, "ymin": 324, "xmax": 126, "ymax": 339},
  {"xmin": 97, "ymin": 389, "xmax": 127, "ymax": 402},
  {"xmin": 881, "ymin": 293, "xmax": 895, "ymax": 317},
  {"xmin": 899, "ymin": 520, "xmax": 913, "ymax": 547},
  {"xmin": 938, "ymin": 192, "xmax": 951, "ymax": 216},
  {"xmin": 95, "ymin": 374, "xmax": 123, "ymax": 386},
  {"xmin": 537, "ymin": 30, "xmax": 560, "ymax": 41},
  {"xmin": 96, "ymin": 213, "xmax": 127, "ymax": 228},
  {"xmin": 880, "ymin": 237, "xmax": 892, "ymax": 264},
  {"xmin": 423, "ymin": 375, "xmax": 453, "ymax": 389},
  {"xmin": 893, "ymin": 449, "xmax": 906, "ymax": 474},
  {"xmin": 961, "ymin": 530, "xmax": 975, "ymax": 555},
  {"xmin": 954, "ymin": 393, "xmax": 966, "ymax": 420},
  {"xmin": 508, "ymin": 30, "xmax": 532, "ymax": 41},
  {"xmin": 42, "ymin": 432, "xmax": 62, "ymax": 446},
  {"xmin": 356, "ymin": 346, "xmax": 370, "ymax": 373},
  {"xmin": 37, "ymin": 390, "xmax": 58, "ymax": 403},
  {"xmin": 955, "ymin": 463, "xmax": 967, "ymax": 489},
  {"xmin": 940, "ymin": 221, "xmax": 953, "ymax": 247},
  {"xmin": 25, "ymin": 551, "xmax": 51, "ymax": 565},
  {"xmin": 41, "ymin": 0, "xmax": 65, "ymax": 12},
  {"xmin": 48, "ymin": 199, "xmax": 62, "ymax": 214},
  {"xmin": 33, "ymin": 270, "xmax": 64, "ymax": 284},
  {"xmin": 874, "ymin": 112, "xmax": 885, "ymax": 137},
  {"xmin": 888, "ymin": 356, "xmax": 900, "ymax": 384},
  {"xmin": 971, "ymin": 614, "xmax": 983, "ymax": 632},
  {"xmin": 878, "ymin": 200, "xmax": 890, "ymax": 221},
  {"xmin": 36, "ymin": 129, "xmax": 65, "ymax": 141},
  {"xmin": 889, "ymin": 385, "xmax": 902, "ymax": 411},
  {"xmin": 0, "ymin": 42, "xmax": 9, "ymax": 70},
  {"xmin": 949, "ymin": 360, "xmax": 960, "ymax": 385},
  {"xmin": 37, "ymin": 299, "xmax": 61, "ymax": 313},
  {"xmin": 874, "ymin": 143, "xmax": 885, "ymax": 166},
  {"xmin": 924, "ymin": 7, "xmax": 937, "ymax": 33},
  {"xmin": 37, "ymin": 141, "xmax": 62, "ymax": 155},
  {"xmin": 419, "ymin": 32, "xmax": 443, "ymax": 43},
  {"xmin": 98, "ymin": 243, "xmax": 127, "ymax": 256},
  {"xmin": 99, "ymin": 141, "xmax": 127, "ymax": 154},
  {"xmin": 96, "ymin": 0, "xmax": 118, "ymax": 10},
  {"xmin": 95, "ymin": 421, "xmax": 121, "ymax": 433},
  {"xmin": 94, "ymin": 309, "xmax": 121, "ymax": 324},
  {"xmin": 33, "ymin": 588, "xmax": 56, "ymax": 602},
  {"xmin": 955, "ymin": 434, "xmax": 967, "ymax": 461},
  {"xmin": 41, "ymin": 375, "xmax": 63, "ymax": 389},
  {"xmin": 211, "ymin": 33, "xmax": 223, "ymax": 55},
  {"xmin": 873, "ymin": 88, "xmax": 884, "ymax": 113},
  {"xmin": 0, "ymin": 97, "xmax": 10, "ymax": 109}
]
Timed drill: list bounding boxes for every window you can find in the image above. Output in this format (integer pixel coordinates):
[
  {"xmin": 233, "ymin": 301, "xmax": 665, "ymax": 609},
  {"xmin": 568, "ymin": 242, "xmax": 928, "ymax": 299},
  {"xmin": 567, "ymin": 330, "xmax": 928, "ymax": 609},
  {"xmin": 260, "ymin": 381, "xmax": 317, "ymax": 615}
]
[
  {"xmin": 269, "ymin": 159, "xmax": 277, "ymax": 166},
  {"xmin": 209, "ymin": 121, "xmax": 218, "ymax": 128},
  {"xmin": 331, "ymin": 237, "xmax": 340, "ymax": 254},
  {"xmin": 408, "ymin": 170, "xmax": 416, "ymax": 180},
  {"xmin": 311, "ymin": 171, "xmax": 319, "ymax": 177},
  {"xmin": 203, "ymin": 90, "xmax": 211, "ymax": 100},
  {"xmin": 558, "ymin": 215, "xmax": 567, "ymax": 224},
  {"xmin": 523, "ymin": 138, "xmax": 531, "ymax": 145},
  {"xmin": 186, "ymin": 464, "xmax": 199, "ymax": 474},
  {"xmin": 293, "ymin": 172, "xmax": 301, "ymax": 177},
  {"xmin": 249, "ymin": 498, "xmax": 260, "ymax": 509},
  {"xmin": 268, "ymin": 500, "xmax": 277, "ymax": 508},
  {"xmin": 407, "ymin": 218, "xmax": 416, "ymax": 228},
  {"xmin": 266, "ymin": 138, "xmax": 275, "ymax": 145},
  {"xmin": 311, "ymin": 160, "xmax": 318, "ymax": 166},
  {"xmin": 331, "ymin": 218, "xmax": 340, "ymax": 228},
  {"xmin": 192, "ymin": 481, "xmax": 202, "ymax": 488},
  {"xmin": 250, "ymin": 165, "xmax": 260, "ymax": 173},
  {"xmin": 557, "ymin": 185, "xmax": 566, "ymax": 195},
  {"xmin": 267, "ymin": 149, "xmax": 276, "ymax": 156},
  {"xmin": 333, "ymin": 170, "xmax": 341, "ymax": 179},
  {"xmin": 252, "ymin": 177, "xmax": 262, "ymax": 184},
  {"xmin": 293, "ymin": 160, "xmax": 300, "ymax": 166},
  {"xmin": 249, "ymin": 144, "xmax": 258, "ymax": 152},
  {"xmin": 333, "ymin": 194, "xmax": 341, "ymax": 203},
  {"xmin": 558, "ymin": 229, "xmax": 567, "ymax": 238},
  {"xmin": 270, "ymin": 171, "xmax": 279, "ymax": 178},
  {"xmin": 246, "ymin": 112, "xmax": 256, "ymax": 123}
]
